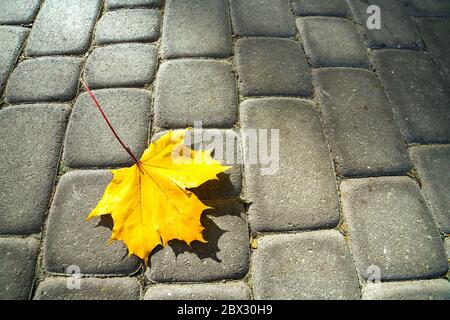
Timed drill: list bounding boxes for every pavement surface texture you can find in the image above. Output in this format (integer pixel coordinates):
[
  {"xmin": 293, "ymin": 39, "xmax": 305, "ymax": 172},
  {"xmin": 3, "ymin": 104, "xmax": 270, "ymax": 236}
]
[{"xmin": 1, "ymin": 0, "xmax": 450, "ymax": 300}]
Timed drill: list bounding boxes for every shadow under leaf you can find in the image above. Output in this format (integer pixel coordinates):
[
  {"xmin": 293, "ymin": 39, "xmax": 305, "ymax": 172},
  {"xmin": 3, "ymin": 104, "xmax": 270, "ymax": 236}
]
[
  {"xmin": 96, "ymin": 214, "xmax": 114, "ymax": 230},
  {"xmin": 168, "ymin": 198, "xmax": 245, "ymax": 262},
  {"xmin": 170, "ymin": 215, "xmax": 225, "ymax": 263},
  {"xmin": 93, "ymin": 194, "xmax": 245, "ymax": 266},
  {"xmin": 188, "ymin": 172, "xmax": 237, "ymax": 199}
]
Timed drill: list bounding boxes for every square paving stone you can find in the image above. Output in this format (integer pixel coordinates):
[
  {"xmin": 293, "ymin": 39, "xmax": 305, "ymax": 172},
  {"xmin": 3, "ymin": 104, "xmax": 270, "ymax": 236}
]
[
  {"xmin": 0, "ymin": 105, "xmax": 69, "ymax": 235},
  {"xmin": 0, "ymin": 0, "xmax": 41, "ymax": 24},
  {"xmin": 341, "ymin": 176, "xmax": 448, "ymax": 281},
  {"xmin": 95, "ymin": 9, "xmax": 161, "ymax": 44},
  {"xmin": 291, "ymin": 0, "xmax": 349, "ymax": 16},
  {"xmin": 0, "ymin": 26, "xmax": 29, "ymax": 96},
  {"xmin": 241, "ymin": 98, "xmax": 339, "ymax": 232},
  {"xmin": 84, "ymin": 43, "xmax": 158, "ymax": 89},
  {"xmin": 313, "ymin": 68, "xmax": 411, "ymax": 177},
  {"xmin": 154, "ymin": 60, "xmax": 237, "ymax": 128},
  {"xmin": 5, "ymin": 57, "xmax": 82, "ymax": 104},
  {"xmin": 145, "ymin": 282, "xmax": 251, "ymax": 300},
  {"xmin": 347, "ymin": 0, "xmax": 421, "ymax": 49},
  {"xmin": 161, "ymin": 0, "xmax": 232, "ymax": 59},
  {"xmin": 25, "ymin": 0, "xmax": 101, "ymax": 56},
  {"xmin": 106, "ymin": 0, "xmax": 163, "ymax": 9},
  {"xmin": 252, "ymin": 230, "xmax": 361, "ymax": 300},
  {"xmin": 153, "ymin": 129, "xmax": 242, "ymax": 198},
  {"xmin": 33, "ymin": 277, "xmax": 141, "ymax": 300},
  {"xmin": 43, "ymin": 170, "xmax": 141, "ymax": 275},
  {"xmin": 400, "ymin": 0, "xmax": 450, "ymax": 17},
  {"xmin": 371, "ymin": 50, "xmax": 450, "ymax": 144},
  {"xmin": 416, "ymin": 19, "xmax": 450, "ymax": 90},
  {"xmin": 146, "ymin": 199, "xmax": 249, "ymax": 282},
  {"xmin": 0, "ymin": 237, "xmax": 39, "ymax": 300},
  {"xmin": 296, "ymin": 17, "xmax": 369, "ymax": 67},
  {"xmin": 235, "ymin": 38, "xmax": 312, "ymax": 96},
  {"xmin": 362, "ymin": 280, "xmax": 450, "ymax": 300},
  {"xmin": 63, "ymin": 89, "xmax": 151, "ymax": 168},
  {"xmin": 410, "ymin": 145, "xmax": 450, "ymax": 234},
  {"xmin": 229, "ymin": 0, "xmax": 296, "ymax": 37}
]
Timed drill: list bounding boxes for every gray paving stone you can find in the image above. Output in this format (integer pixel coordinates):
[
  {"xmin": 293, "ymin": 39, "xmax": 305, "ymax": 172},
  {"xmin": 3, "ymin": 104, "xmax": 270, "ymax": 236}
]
[
  {"xmin": 63, "ymin": 89, "xmax": 151, "ymax": 168},
  {"xmin": 409, "ymin": 145, "xmax": 450, "ymax": 234},
  {"xmin": 106, "ymin": 0, "xmax": 163, "ymax": 9},
  {"xmin": 347, "ymin": 0, "xmax": 421, "ymax": 49},
  {"xmin": 0, "ymin": 26, "xmax": 28, "ymax": 95},
  {"xmin": 147, "ymin": 199, "xmax": 249, "ymax": 282},
  {"xmin": 362, "ymin": 280, "xmax": 450, "ymax": 300},
  {"xmin": 372, "ymin": 50, "xmax": 450, "ymax": 144},
  {"xmin": 0, "ymin": 105, "xmax": 69, "ymax": 235},
  {"xmin": 34, "ymin": 277, "xmax": 141, "ymax": 300},
  {"xmin": 188, "ymin": 130, "xmax": 242, "ymax": 198},
  {"xmin": 84, "ymin": 43, "xmax": 158, "ymax": 89},
  {"xmin": 144, "ymin": 282, "xmax": 251, "ymax": 300},
  {"xmin": 241, "ymin": 98, "xmax": 339, "ymax": 232},
  {"xmin": 252, "ymin": 230, "xmax": 361, "ymax": 300},
  {"xmin": 400, "ymin": 0, "xmax": 450, "ymax": 17},
  {"xmin": 229, "ymin": 0, "xmax": 296, "ymax": 37},
  {"xmin": 313, "ymin": 68, "xmax": 410, "ymax": 177},
  {"xmin": 25, "ymin": 0, "xmax": 101, "ymax": 56},
  {"xmin": 161, "ymin": 0, "xmax": 231, "ymax": 59},
  {"xmin": 43, "ymin": 170, "xmax": 141, "ymax": 275},
  {"xmin": 296, "ymin": 17, "xmax": 369, "ymax": 67},
  {"xmin": 95, "ymin": 9, "xmax": 161, "ymax": 44},
  {"xmin": 291, "ymin": 0, "xmax": 349, "ymax": 16},
  {"xmin": 341, "ymin": 176, "xmax": 448, "ymax": 281},
  {"xmin": 153, "ymin": 129, "xmax": 242, "ymax": 198},
  {"xmin": 235, "ymin": 38, "xmax": 312, "ymax": 96},
  {"xmin": 416, "ymin": 18, "xmax": 450, "ymax": 88},
  {"xmin": 5, "ymin": 57, "xmax": 82, "ymax": 104},
  {"xmin": 0, "ymin": 237, "xmax": 39, "ymax": 300},
  {"xmin": 154, "ymin": 60, "xmax": 237, "ymax": 128},
  {"xmin": 445, "ymin": 238, "xmax": 450, "ymax": 260},
  {"xmin": 0, "ymin": 0, "xmax": 41, "ymax": 24}
]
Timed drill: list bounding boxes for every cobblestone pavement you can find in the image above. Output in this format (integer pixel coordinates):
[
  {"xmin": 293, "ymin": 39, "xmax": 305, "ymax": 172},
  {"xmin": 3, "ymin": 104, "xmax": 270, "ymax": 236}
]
[{"xmin": 1, "ymin": 0, "xmax": 450, "ymax": 300}]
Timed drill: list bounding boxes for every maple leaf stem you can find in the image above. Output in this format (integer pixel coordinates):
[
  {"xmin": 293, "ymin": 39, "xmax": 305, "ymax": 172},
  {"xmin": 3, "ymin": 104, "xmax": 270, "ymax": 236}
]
[{"xmin": 80, "ymin": 80, "xmax": 140, "ymax": 165}]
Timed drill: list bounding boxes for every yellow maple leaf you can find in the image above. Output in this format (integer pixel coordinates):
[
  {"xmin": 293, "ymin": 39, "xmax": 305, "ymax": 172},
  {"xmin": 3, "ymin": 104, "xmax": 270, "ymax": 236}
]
[{"xmin": 86, "ymin": 129, "xmax": 230, "ymax": 265}]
